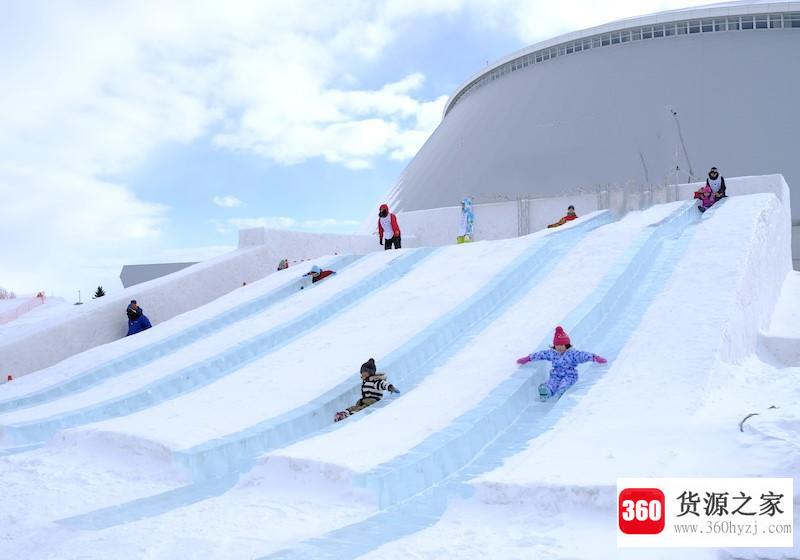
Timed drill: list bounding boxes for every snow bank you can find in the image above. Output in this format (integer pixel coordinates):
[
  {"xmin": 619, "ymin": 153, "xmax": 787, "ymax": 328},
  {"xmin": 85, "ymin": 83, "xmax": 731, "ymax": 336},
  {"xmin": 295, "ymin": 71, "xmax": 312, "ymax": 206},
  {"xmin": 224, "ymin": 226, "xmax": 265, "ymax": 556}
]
[
  {"xmin": 759, "ymin": 270, "xmax": 800, "ymax": 365},
  {"xmin": 0, "ymin": 246, "xmax": 353, "ymax": 378},
  {"xmin": 0, "ymin": 296, "xmax": 44, "ymax": 325},
  {"xmin": 238, "ymin": 225, "xmax": 413, "ymax": 250},
  {"xmin": 0, "ymin": 250, "xmax": 429, "ymax": 445},
  {"xmin": 0, "ymin": 254, "xmax": 360, "ymax": 414}
]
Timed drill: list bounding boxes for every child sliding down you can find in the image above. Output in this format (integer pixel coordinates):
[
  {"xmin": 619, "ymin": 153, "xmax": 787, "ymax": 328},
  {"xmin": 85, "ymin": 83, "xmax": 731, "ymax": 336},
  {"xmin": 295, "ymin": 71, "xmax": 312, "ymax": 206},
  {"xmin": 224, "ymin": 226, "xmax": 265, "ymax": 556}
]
[
  {"xmin": 334, "ymin": 358, "xmax": 400, "ymax": 422},
  {"xmin": 516, "ymin": 326, "xmax": 607, "ymax": 401}
]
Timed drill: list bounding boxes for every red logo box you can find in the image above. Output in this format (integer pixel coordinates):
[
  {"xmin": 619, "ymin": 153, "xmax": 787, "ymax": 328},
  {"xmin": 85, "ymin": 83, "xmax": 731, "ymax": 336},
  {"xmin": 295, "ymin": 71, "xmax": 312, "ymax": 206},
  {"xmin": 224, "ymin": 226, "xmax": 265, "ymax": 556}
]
[{"xmin": 618, "ymin": 488, "xmax": 666, "ymax": 534}]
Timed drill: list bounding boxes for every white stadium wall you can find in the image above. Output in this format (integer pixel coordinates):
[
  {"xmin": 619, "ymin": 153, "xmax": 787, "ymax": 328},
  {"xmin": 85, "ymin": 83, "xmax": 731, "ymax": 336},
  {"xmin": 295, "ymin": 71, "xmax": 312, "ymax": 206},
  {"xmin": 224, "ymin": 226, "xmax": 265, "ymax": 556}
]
[{"xmin": 388, "ymin": 2, "xmax": 800, "ymax": 228}]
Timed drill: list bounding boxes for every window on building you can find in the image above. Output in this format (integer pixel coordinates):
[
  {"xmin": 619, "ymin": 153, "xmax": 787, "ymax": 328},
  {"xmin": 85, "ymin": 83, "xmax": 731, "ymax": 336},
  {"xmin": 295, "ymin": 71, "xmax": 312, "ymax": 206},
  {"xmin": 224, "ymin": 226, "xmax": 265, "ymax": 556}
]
[
  {"xmin": 566, "ymin": 44, "xmax": 574, "ymax": 54},
  {"xmin": 601, "ymin": 34, "xmax": 610, "ymax": 46},
  {"xmin": 727, "ymin": 17, "xmax": 740, "ymax": 30},
  {"xmin": 755, "ymin": 16, "xmax": 767, "ymax": 29},
  {"xmin": 583, "ymin": 38, "xmax": 592, "ymax": 49},
  {"xmin": 742, "ymin": 16, "xmax": 754, "ymax": 29},
  {"xmin": 789, "ymin": 13, "xmax": 800, "ymax": 28},
  {"xmin": 713, "ymin": 19, "xmax": 726, "ymax": 31},
  {"xmin": 642, "ymin": 27, "xmax": 653, "ymax": 39},
  {"xmin": 701, "ymin": 19, "xmax": 713, "ymax": 32},
  {"xmin": 768, "ymin": 15, "xmax": 782, "ymax": 28},
  {"xmin": 631, "ymin": 28, "xmax": 642, "ymax": 40},
  {"xmin": 677, "ymin": 22, "xmax": 688, "ymax": 34},
  {"xmin": 664, "ymin": 23, "xmax": 675, "ymax": 36},
  {"xmin": 653, "ymin": 24, "xmax": 664, "ymax": 37},
  {"xmin": 689, "ymin": 20, "xmax": 701, "ymax": 33},
  {"xmin": 620, "ymin": 30, "xmax": 630, "ymax": 42}
]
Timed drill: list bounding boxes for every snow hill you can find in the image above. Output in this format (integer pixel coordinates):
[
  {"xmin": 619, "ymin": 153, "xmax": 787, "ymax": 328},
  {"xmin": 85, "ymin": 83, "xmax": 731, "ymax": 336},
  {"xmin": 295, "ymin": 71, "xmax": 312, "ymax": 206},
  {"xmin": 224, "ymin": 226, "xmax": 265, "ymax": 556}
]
[{"xmin": 0, "ymin": 175, "xmax": 797, "ymax": 560}]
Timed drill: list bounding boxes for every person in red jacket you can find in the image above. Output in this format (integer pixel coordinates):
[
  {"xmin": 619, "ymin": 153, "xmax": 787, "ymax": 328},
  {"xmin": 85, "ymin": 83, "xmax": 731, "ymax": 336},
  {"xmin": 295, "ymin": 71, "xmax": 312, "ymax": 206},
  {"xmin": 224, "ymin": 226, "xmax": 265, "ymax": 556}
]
[
  {"xmin": 300, "ymin": 265, "xmax": 335, "ymax": 289},
  {"xmin": 547, "ymin": 205, "xmax": 578, "ymax": 228},
  {"xmin": 378, "ymin": 203, "xmax": 401, "ymax": 250}
]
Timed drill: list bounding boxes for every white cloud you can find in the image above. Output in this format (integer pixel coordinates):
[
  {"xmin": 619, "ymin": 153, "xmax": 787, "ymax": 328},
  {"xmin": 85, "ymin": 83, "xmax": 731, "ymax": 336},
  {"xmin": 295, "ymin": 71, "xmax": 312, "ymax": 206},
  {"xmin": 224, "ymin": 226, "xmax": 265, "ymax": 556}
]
[
  {"xmin": 1, "ymin": 0, "xmax": 713, "ymax": 295},
  {"xmin": 468, "ymin": 0, "xmax": 716, "ymax": 44},
  {"xmin": 213, "ymin": 195, "xmax": 242, "ymax": 208},
  {"xmin": 0, "ymin": 1, "xmax": 457, "ymax": 295}
]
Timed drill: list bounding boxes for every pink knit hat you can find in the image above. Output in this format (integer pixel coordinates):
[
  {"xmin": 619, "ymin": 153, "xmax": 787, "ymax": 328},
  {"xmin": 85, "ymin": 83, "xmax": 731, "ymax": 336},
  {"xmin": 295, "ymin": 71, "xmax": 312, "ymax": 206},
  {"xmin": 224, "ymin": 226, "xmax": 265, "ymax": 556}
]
[{"xmin": 553, "ymin": 326, "xmax": 571, "ymax": 346}]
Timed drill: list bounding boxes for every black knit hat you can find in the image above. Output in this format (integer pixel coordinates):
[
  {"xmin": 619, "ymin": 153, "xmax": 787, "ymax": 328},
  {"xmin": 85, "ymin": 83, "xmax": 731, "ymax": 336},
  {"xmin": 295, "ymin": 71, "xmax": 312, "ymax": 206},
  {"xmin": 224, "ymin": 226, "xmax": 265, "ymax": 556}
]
[{"xmin": 360, "ymin": 358, "xmax": 376, "ymax": 374}]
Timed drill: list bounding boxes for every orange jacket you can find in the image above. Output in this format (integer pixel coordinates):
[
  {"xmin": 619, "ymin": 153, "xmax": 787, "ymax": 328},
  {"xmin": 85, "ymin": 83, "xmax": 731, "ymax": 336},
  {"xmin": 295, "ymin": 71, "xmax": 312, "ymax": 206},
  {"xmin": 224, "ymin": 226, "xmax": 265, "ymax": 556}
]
[{"xmin": 547, "ymin": 213, "xmax": 577, "ymax": 228}]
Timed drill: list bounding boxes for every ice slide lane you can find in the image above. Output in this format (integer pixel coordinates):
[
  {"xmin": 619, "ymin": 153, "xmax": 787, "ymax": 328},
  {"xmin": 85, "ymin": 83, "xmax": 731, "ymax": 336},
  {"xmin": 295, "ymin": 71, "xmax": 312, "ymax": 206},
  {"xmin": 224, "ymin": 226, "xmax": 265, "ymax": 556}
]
[
  {"xmin": 173, "ymin": 211, "xmax": 613, "ymax": 480},
  {"xmin": 0, "ymin": 254, "xmax": 363, "ymax": 414},
  {"xmin": 263, "ymin": 201, "xmax": 708, "ymax": 559},
  {"xmin": 0, "ymin": 254, "xmax": 403, "ymax": 432},
  {"xmin": 256, "ymin": 204, "xmax": 682, "ymax": 496},
  {"xmin": 1, "ymin": 249, "xmax": 434, "ymax": 446},
  {"xmin": 56, "ymin": 212, "xmax": 612, "ymax": 531}
]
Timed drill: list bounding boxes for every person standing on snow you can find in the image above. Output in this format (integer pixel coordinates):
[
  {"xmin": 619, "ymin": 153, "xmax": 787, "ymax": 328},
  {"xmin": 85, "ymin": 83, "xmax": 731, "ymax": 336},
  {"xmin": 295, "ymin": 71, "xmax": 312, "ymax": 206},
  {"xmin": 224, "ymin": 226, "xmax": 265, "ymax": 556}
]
[
  {"xmin": 378, "ymin": 203, "xmax": 401, "ymax": 250},
  {"xmin": 706, "ymin": 166, "xmax": 727, "ymax": 201},
  {"xmin": 457, "ymin": 197, "xmax": 474, "ymax": 244},
  {"xmin": 334, "ymin": 358, "xmax": 400, "ymax": 422},
  {"xmin": 516, "ymin": 326, "xmax": 607, "ymax": 401},
  {"xmin": 126, "ymin": 300, "xmax": 152, "ymax": 336}
]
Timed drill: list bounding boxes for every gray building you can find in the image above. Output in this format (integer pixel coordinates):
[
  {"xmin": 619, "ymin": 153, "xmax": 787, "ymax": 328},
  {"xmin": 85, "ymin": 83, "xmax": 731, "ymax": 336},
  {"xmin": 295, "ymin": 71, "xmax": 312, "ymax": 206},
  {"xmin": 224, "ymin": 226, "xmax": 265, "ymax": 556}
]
[
  {"xmin": 120, "ymin": 262, "xmax": 198, "ymax": 288},
  {"xmin": 385, "ymin": 1, "xmax": 800, "ymax": 265}
]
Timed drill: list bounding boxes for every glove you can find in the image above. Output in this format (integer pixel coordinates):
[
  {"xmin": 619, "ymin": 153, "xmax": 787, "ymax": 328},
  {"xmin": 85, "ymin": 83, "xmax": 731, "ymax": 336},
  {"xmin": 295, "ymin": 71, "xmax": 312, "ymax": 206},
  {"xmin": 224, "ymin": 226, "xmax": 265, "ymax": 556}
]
[
  {"xmin": 593, "ymin": 355, "xmax": 607, "ymax": 364},
  {"xmin": 516, "ymin": 356, "xmax": 532, "ymax": 365},
  {"xmin": 388, "ymin": 384, "xmax": 400, "ymax": 394}
]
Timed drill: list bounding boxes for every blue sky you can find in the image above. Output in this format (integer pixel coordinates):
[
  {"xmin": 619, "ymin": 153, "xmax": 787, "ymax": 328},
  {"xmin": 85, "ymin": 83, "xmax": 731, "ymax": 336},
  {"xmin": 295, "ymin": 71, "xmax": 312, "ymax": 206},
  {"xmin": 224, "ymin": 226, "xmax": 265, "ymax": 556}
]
[{"xmin": 0, "ymin": 0, "xmax": 709, "ymax": 300}]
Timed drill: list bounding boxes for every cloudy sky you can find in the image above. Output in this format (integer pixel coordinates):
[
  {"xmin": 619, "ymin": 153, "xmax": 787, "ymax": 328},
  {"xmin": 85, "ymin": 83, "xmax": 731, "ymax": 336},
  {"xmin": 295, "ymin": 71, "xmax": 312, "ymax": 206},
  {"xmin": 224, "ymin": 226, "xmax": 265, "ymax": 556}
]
[{"xmin": 0, "ymin": 0, "xmax": 711, "ymax": 300}]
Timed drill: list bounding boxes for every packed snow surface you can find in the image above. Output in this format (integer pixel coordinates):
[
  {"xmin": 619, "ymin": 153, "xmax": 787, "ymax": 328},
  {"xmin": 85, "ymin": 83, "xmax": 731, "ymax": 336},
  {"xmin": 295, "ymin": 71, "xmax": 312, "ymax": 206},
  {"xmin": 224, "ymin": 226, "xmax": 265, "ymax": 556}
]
[{"xmin": 0, "ymin": 176, "xmax": 797, "ymax": 559}]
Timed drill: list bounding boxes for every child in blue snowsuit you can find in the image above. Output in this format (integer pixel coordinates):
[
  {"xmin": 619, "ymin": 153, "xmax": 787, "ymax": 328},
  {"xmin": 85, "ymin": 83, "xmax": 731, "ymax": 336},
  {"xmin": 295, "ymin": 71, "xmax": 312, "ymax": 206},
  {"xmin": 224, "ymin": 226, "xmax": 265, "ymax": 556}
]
[
  {"xmin": 457, "ymin": 197, "xmax": 474, "ymax": 243},
  {"xmin": 516, "ymin": 326, "xmax": 607, "ymax": 400},
  {"xmin": 126, "ymin": 300, "xmax": 152, "ymax": 336}
]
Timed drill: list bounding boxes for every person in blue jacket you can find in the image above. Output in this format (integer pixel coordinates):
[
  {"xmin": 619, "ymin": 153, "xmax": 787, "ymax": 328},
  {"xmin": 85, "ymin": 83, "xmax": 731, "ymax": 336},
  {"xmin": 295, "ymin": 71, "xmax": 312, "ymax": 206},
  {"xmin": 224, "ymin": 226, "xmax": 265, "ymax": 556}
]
[
  {"xmin": 126, "ymin": 300, "xmax": 152, "ymax": 336},
  {"xmin": 516, "ymin": 326, "xmax": 607, "ymax": 401},
  {"xmin": 457, "ymin": 196, "xmax": 474, "ymax": 243}
]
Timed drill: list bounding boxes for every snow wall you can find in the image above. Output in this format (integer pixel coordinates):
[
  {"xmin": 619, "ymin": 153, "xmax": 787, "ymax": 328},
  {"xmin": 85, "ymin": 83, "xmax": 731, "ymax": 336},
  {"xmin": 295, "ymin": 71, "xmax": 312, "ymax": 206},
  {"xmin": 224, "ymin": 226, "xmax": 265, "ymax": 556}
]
[
  {"xmin": 0, "ymin": 176, "xmax": 788, "ymax": 380},
  {"xmin": 0, "ymin": 228, "xmax": 388, "ymax": 378},
  {"xmin": 395, "ymin": 177, "xmax": 789, "ymax": 249}
]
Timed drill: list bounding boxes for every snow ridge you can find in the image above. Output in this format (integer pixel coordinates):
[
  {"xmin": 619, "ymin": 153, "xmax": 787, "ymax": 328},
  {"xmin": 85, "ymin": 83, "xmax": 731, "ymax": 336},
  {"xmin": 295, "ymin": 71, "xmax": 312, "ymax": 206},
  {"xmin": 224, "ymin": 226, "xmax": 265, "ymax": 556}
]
[
  {"xmin": 1, "ymin": 249, "xmax": 436, "ymax": 445},
  {"xmin": 0, "ymin": 254, "xmax": 364, "ymax": 414},
  {"xmin": 175, "ymin": 212, "xmax": 613, "ymax": 480},
  {"xmin": 262, "ymin": 201, "xmax": 705, "ymax": 559},
  {"xmin": 54, "ymin": 213, "xmax": 611, "ymax": 530}
]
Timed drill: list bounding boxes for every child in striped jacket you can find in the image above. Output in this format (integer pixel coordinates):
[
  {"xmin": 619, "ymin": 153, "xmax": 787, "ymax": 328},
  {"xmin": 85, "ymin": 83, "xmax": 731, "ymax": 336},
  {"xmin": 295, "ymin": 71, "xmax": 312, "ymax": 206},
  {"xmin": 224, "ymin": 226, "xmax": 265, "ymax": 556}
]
[
  {"xmin": 516, "ymin": 326, "xmax": 607, "ymax": 401},
  {"xmin": 334, "ymin": 358, "xmax": 400, "ymax": 422}
]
